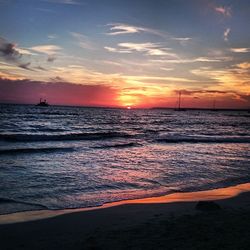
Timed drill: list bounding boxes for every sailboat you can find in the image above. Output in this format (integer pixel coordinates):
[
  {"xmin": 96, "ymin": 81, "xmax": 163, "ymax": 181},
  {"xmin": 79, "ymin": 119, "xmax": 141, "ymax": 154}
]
[
  {"xmin": 36, "ymin": 98, "xmax": 49, "ymax": 107},
  {"xmin": 174, "ymin": 91, "xmax": 186, "ymax": 111}
]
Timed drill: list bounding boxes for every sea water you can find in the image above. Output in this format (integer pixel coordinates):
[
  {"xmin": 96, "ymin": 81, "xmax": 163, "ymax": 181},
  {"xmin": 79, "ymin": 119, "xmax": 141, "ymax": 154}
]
[{"xmin": 0, "ymin": 104, "xmax": 249, "ymax": 214}]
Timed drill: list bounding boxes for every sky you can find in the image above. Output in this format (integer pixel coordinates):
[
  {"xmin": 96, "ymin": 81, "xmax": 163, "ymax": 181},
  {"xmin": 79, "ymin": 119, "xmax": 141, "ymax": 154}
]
[{"xmin": 0, "ymin": 0, "xmax": 250, "ymax": 108}]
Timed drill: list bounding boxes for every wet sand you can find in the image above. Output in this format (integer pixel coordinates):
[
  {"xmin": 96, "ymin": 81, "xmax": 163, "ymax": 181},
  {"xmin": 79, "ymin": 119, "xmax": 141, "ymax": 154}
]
[{"xmin": 1, "ymin": 183, "xmax": 250, "ymax": 250}]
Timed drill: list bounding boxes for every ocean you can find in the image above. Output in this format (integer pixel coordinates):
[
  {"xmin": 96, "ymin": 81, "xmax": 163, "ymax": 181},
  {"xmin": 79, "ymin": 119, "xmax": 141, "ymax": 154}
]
[{"xmin": 0, "ymin": 104, "xmax": 250, "ymax": 215}]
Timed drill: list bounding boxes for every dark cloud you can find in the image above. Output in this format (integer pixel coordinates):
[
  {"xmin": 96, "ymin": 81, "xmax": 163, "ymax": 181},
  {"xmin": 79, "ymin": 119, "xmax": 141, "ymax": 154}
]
[
  {"xmin": 0, "ymin": 37, "xmax": 21, "ymax": 60},
  {"xmin": 173, "ymin": 89, "xmax": 250, "ymax": 105},
  {"xmin": 0, "ymin": 37, "xmax": 36, "ymax": 71},
  {"xmin": 0, "ymin": 78, "xmax": 119, "ymax": 106},
  {"xmin": 35, "ymin": 65, "xmax": 47, "ymax": 71},
  {"xmin": 18, "ymin": 62, "xmax": 34, "ymax": 71},
  {"xmin": 122, "ymin": 86, "xmax": 148, "ymax": 91},
  {"xmin": 47, "ymin": 55, "xmax": 56, "ymax": 62},
  {"xmin": 174, "ymin": 89, "xmax": 228, "ymax": 96},
  {"xmin": 50, "ymin": 76, "xmax": 64, "ymax": 82}
]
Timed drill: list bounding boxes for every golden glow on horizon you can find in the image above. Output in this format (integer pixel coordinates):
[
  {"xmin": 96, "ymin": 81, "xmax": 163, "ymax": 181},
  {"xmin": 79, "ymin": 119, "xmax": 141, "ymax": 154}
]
[
  {"xmin": 118, "ymin": 93, "xmax": 139, "ymax": 107},
  {"xmin": 1, "ymin": 49, "xmax": 249, "ymax": 108}
]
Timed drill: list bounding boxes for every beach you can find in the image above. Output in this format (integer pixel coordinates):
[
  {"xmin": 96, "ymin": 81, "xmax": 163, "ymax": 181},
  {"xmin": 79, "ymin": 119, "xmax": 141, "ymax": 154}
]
[{"xmin": 1, "ymin": 183, "xmax": 250, "ymax": 250}]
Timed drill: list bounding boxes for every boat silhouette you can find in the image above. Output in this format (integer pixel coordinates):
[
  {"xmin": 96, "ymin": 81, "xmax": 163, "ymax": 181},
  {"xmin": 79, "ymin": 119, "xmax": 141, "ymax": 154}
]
[
  {"xmin": 36, "ymin": 98, "xmax": 49, "ymax": 107},
  {"xmin": 211, "ymin": 99, "xmax": 218, "ymax": 111},
  {"xmin": 174, "ymin": 91, "xmax": 186, "ymax": 111}
]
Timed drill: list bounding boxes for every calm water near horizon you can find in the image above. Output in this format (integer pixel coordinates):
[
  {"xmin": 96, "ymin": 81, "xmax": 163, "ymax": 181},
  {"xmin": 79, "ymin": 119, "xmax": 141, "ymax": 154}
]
[{"xmin": 0, "ymin": 104, "xmax": 250, "ymax": 215}]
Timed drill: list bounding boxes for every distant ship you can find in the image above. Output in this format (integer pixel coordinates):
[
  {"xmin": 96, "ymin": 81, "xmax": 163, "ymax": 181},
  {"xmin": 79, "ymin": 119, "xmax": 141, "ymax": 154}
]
[
  {"xmin": 36, "ymin": 98, "xmax": 49, "ymax": 107},
  {"xmin": 174, "ymin": 91, "xmax": 186, "ymax": 111}
]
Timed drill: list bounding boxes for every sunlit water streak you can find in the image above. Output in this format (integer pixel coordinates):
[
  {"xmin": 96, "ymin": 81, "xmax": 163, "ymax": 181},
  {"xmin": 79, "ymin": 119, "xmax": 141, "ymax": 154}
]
[{"xmin": 0, "ymin": 104, "xmax": 249, "ymax": 214}]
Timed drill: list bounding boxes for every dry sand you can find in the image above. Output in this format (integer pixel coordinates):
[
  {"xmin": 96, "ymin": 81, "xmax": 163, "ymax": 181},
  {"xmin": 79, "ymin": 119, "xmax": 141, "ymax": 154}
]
[{"xmin": 1, "ymin": 183, "xmax": 250, "ymax": 250}]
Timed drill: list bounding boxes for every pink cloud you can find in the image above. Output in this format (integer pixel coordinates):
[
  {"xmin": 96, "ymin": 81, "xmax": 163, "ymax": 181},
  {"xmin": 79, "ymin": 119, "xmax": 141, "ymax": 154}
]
[{"xmin": 214, "ymin": 6, "xmax": 231, "ymax": 17}]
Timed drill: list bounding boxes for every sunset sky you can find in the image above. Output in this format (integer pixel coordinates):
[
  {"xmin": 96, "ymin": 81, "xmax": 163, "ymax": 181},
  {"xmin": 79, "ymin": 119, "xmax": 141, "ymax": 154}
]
[{"xmin": 0, "ymin": 0, "xmax": 249, "ymax": 108}]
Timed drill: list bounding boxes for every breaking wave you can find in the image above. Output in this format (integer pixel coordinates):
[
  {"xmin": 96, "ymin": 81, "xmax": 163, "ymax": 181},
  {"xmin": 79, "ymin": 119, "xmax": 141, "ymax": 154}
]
[
  {"xmin": 157, "ymin": 135, "xmax": 250, "ymax": 144},
  {"xmin": 0, "ymin": 147, "xmax": 74, "ymax": 155},
  {"xmin": 92, "ymin": 142, "xmax": 140, "ymax": 149},
  {"xmin": 0, "ymin": 132, "xmax": 133, "ymax": 142}
]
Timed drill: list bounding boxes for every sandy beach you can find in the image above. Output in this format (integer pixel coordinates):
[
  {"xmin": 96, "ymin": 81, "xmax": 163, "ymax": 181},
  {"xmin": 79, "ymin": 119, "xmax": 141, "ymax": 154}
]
[{"xmin": 1, "ymin": 183, "xmax": 250, "ymax": 250}]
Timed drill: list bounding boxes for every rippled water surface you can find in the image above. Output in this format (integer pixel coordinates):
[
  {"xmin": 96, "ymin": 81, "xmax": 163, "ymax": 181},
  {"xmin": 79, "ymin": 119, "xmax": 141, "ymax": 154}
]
[{"xmin": 0, "ymin": 104, "xmax": 250, "ymax": 214}]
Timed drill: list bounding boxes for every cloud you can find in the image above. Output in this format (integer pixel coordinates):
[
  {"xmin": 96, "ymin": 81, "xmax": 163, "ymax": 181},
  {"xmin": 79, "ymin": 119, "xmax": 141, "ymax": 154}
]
[
  {"xmin": 105, "ymin": 42, "xmax": 177, "ymax": 57},
  {"xmin": 47, "ymin": 64, "xmax": 123, "ymax": 85},
  {"xmin": 171, "ymin": 37, "xmax": 192, "ymax": 46},
  {"xmin": 160, "ymin": 67, "xmax": 174, "ymax": 71},
  {"xmin": 0, "ymin": 37, "xmax": 35, "ymax": 71},
  {"xmin": 150, "ymin": 56, "xmax": 231, "ymax": 64},
  {"xmin": 106, "ymin": 23, "xmax": 165, "ymax": 37},
  {"xmin": 30, "ymin": 45, "xmax": 62, "ymax": 55},
  {"xmin": 172, "ymin": 37, "xmax": 192, "ymax": 41},
  {"xmin": 173, "ymin": 89, "xmax": 250, "ymax": 104},
  {"xmin": 191, "ymin": 67, "xmax": 250, "ymax": 93},
  {"xmin": 50, "ymin": 76, "xmax": 65, "ymax": 82},
  {"xmin": 173, "ymin": 89, "xmax": 228, "ymax": 96},
  {"xmin": 174, "ymin": 89, "xmax": 228, "ymax": 95},
  {"xmin": 0, "ymin": 38, "xmax": 36, "ymax": 60},
  {"xmin": 16, "ymin": 47, "xmax": 36, "ymax": 56},
  {"xmin": 223, "ymin": 28, "xmax": 230, "ymax": 41},
  {"xmin": 70, "ymin": 32, "xmax": 94, "ymax": 50},
  {"xmin": 119, "ymin": 42, "xmax": 154, "ymax": 52},
  {"xmin": 47, "ymin": 55, "xmax": 57, "ymax": 62},
  {"xmin": 101, "ymin": 60, "xmax": 122, "ymax": 66},
  {"xmin": 0, "ymin": 37, "xmax": 21, "ymax": 60},
  {"xmin": 124, "ymin": 74, "xmax": 197, "ymax": 83},
  {"xmin": 214, "ymin": 6, "xmax": 231, "ymax": 17},
  {"xmin": 104, "ymin": 46, "xmax": 131, "ymax": 53},
  {"xmin": 192, "ymin": 57, "xmax": 218, "ymax": 62},
  {"xmin": 105, "ymin": 23, "xmax": 193, "ymax": 47},
  {"xmin": 36, "ymin": 65, "xmax": 47, "ymax": 71},
  {"xmin": 236, "ymin": 62, "xmax": 250, "ymax": 69},
  {"xmin": 230, "ymin": 48, "xmax": 250, "ymax": 53},
  {"xmin": 106, "ymin": 23, "xmax": 147, "ymax": 35},
  {"xmin": 18, "ymin": 62, "xmax": 33, "ymax": 71},
  {"xmin": 48, "ymin": 34, "xmax": 57, "ymax": 39}
]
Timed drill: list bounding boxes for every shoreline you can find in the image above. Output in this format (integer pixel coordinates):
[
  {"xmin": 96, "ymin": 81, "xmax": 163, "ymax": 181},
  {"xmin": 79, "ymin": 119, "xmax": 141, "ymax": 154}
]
[
  {"xmin": 1, "ymin": 183, "xmax": 250, "ymax": 250},
  {"xmin": 1, "ymin": 182, "xmax": 250, "ymax": 225}
]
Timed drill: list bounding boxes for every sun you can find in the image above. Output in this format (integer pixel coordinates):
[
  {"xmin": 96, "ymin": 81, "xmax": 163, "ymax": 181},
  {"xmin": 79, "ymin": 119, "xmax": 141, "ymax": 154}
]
[{"xmin": 127, "ymin": 106, "xmax": 131, "ymax": 110}]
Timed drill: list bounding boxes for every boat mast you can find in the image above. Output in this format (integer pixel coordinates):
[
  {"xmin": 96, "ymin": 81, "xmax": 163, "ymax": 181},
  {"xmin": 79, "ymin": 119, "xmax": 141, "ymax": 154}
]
[
  {"xmin": 178, "ymin": 91, "xmax": 181, "ymax": 109},
  {"xmin": 213, "ymin": 99, "xmax": 216, "ymax": 110}
]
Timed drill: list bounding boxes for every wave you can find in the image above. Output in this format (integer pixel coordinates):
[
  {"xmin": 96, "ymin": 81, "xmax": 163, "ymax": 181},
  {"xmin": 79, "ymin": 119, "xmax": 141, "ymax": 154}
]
[
  {"xmin": 0, "ymin": 197, "xmax": 48, "ymax": 209},
  {"xmin": 156, "ymin": 135, "xmax": 250, "ymax": 144},
  {"xmin": 0, "ymin": 147, "xmax": 74, "ymax": 155},
  {"xmin": 93, "ymin": 142, "xmax": 140, "ymax": 149},
  {"xmin": 0, "ymin": 132, "xmax": 133, "ymax": 142}
]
